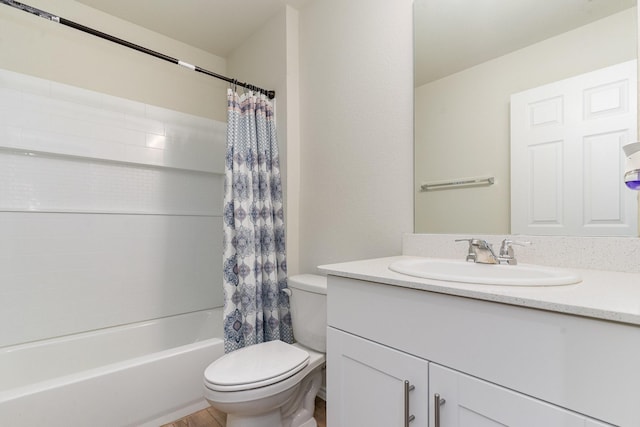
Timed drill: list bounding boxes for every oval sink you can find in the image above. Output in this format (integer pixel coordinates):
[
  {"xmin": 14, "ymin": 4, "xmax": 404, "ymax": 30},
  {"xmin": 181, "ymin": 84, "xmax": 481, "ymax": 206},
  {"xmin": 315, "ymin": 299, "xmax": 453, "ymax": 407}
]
[{"xmin": 389, "ymin": 258, "xmax": 581, "ymax": 286}]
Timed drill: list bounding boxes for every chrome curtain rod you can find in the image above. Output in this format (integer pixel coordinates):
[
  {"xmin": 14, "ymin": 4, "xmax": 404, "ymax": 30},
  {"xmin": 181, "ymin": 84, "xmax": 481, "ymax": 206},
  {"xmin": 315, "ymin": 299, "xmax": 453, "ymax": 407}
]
[{"xmin": 1, "ymin": 0, "xmax": 276, "ymax": 99}]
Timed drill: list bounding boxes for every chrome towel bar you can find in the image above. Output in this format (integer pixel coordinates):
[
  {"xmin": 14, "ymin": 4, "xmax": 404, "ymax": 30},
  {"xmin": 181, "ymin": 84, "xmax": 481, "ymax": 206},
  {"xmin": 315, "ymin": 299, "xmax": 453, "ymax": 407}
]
[{"xmin": 420, "ymin": 176, "xmax": 494, "ymax": 192}]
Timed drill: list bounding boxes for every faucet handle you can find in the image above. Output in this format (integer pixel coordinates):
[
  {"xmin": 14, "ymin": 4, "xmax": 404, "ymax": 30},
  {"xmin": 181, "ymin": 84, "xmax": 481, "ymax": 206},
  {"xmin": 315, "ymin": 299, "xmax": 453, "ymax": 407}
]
[
  {"xmin": 455, "ymin": 238, "xmax": 477, "ymax": 262},
  {"xmin": 498, "ymin": 239, "xmax": 531, "ymax": 264},
  {"xmin": 499, "ymin": 239, "xmax": 531, "ymax": 253}
]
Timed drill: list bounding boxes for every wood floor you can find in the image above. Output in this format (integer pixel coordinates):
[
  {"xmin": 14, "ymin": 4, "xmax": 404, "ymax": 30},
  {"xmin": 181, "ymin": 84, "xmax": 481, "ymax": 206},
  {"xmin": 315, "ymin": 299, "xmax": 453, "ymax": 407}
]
[{"xmin": 161, "ymin": 397, "xmax": 326, "ymax": 427}]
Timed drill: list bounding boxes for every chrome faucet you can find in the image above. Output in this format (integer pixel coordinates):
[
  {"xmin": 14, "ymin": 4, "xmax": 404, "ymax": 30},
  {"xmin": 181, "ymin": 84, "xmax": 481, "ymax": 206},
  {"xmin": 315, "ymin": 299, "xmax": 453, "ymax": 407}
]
[
  {"xmin": 456, "ymin": 238, "xmax": 531, "ymax": 265},
  {"xmin": 455, "ymin": 238, "xmax": 497, "ymax": 264}
]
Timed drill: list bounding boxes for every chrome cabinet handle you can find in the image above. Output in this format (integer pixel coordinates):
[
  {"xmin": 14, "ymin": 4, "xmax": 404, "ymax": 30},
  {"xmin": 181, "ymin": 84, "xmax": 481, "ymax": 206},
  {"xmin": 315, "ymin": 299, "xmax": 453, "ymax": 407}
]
[
  {"xmin": 404, "ymin": 380, "xmax": 415, "ymax": 426},
  {"xmin": 434, "ymin": 393, "xmax": 446, "ymax": 427}
]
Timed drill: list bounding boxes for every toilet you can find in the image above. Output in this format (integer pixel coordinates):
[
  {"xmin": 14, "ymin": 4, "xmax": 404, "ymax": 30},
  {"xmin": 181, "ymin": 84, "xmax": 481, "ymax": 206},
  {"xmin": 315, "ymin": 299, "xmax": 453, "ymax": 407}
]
[{"xmin": 204, "ymin": 274, "xmax": 327, "ymax": 427}]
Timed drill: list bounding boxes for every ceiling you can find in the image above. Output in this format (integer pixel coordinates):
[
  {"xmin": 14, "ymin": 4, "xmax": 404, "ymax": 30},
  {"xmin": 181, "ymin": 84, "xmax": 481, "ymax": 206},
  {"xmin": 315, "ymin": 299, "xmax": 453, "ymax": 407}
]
[
  {"xmin": 74, "ymin": 0, "xmax": 309, "ymax": 58},
  {"xmin": 415, "ymin": 0, "xmax": 637, "ymax": 86}
]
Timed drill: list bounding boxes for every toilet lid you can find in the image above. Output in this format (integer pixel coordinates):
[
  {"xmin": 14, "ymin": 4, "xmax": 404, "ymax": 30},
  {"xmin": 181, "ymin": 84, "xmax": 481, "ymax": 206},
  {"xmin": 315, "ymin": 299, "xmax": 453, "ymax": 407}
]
[{"xmin": 204, "ymin": 340, "xmax": 310, "ymax": 391}]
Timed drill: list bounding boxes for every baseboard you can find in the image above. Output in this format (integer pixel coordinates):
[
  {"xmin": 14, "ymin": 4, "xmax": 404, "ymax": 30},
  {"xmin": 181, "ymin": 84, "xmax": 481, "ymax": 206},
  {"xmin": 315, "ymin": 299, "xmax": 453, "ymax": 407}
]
[{"xmin": 316, "ymin": 385, "xmax": 327, "ymax": 401}]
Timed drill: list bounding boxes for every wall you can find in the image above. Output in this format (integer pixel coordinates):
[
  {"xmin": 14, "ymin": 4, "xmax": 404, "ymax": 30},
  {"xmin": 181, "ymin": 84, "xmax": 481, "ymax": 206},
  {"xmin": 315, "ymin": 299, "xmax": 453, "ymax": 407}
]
[
  {"xmin": 0, "ymin": 0, "xmax": 228, "ymax": 120},
  {"xmin": 415, "ymin": 8, "xmax": 637, "ymax": 234},
  {"xmin": 297, "ymin": 0, "xmax": 415, "ymax": 273}
]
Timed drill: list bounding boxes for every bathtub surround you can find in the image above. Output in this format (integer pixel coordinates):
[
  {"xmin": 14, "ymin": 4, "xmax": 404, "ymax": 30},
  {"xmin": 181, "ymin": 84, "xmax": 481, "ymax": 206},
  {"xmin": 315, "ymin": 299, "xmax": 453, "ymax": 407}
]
[
  {"xmin": 223, "ymin": 89, "xmax": 292, "ymax": 353},
  {"xmin": 403, "ymin": 233, "xmax": 640, "ymax": 274},
  {"xmin": 0, "ymin": 68, "xmax": 226, "ymax": 348}
]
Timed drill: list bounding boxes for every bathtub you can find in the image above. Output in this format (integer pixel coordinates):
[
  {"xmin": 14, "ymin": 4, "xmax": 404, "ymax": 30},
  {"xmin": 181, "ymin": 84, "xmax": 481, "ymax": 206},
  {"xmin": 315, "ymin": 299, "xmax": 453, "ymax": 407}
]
[{"xmin": 0, "ymin": 308, "xmax": 224, "ymax": 427}]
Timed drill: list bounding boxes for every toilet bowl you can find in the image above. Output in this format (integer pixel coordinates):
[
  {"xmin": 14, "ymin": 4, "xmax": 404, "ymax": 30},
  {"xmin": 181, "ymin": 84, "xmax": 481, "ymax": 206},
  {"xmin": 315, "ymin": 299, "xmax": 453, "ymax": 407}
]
[{"xmin": 204, "ymin": 274, "xmax": 327, "ymax": 427}]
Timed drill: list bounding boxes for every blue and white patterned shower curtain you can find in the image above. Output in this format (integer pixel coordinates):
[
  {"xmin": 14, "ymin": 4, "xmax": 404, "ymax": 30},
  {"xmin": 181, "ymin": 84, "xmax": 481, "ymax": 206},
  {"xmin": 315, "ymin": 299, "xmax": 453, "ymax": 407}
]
[{"xmin": 222, "ymin": 88, "xmax": 293, "ymax": 353}]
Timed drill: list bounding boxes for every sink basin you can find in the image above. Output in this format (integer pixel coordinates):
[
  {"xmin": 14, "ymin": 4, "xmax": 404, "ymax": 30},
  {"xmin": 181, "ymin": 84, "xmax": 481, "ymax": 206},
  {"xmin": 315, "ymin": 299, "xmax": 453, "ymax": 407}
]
[{"xmin": 388, "ymin": 258, "xmax": 581, "ymax": 286}]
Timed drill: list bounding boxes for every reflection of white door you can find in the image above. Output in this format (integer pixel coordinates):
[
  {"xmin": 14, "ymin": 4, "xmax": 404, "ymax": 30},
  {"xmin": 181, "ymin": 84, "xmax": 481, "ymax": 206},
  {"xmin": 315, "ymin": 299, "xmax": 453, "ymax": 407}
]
[{"xmin": 510, "ymin": 60, "xmax": 637, "ymax": 236}]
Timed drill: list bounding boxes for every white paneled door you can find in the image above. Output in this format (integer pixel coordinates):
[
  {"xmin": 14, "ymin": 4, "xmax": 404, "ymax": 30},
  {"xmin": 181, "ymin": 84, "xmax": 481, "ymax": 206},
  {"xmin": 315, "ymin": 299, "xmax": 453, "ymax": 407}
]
[{"xmin": 511, "ymin": 60, "xmax": 637, "ymax": 236}]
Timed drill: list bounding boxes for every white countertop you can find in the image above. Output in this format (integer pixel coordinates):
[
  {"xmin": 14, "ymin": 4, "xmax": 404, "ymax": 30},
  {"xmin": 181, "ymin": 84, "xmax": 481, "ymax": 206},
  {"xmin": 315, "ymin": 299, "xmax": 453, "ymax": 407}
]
[{"xmin": 318, "ymin": 256, "xmax": 640, "ymax": 326}]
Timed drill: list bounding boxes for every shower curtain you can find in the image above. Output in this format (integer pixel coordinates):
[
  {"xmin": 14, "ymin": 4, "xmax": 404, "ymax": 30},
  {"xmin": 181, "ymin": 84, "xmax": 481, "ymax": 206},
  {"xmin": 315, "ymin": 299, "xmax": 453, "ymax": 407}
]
[{"xmin": 222, "ymin": 88, "xmax": 293, "ymax": 353}]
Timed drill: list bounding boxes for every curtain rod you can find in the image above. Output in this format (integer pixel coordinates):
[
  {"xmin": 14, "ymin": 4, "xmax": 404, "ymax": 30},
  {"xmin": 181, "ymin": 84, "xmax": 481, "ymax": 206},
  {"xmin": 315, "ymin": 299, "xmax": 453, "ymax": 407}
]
[{"xmin": 1, "ymin": 0, "xmax": 276, "ymax": 99}]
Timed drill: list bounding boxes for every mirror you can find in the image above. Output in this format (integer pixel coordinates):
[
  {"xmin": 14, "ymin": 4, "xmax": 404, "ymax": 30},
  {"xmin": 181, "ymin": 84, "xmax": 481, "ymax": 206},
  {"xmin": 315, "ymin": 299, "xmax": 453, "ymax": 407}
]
[{"xmin": 414, "ymin": 0, "xmax": 638, "ymax": 236}]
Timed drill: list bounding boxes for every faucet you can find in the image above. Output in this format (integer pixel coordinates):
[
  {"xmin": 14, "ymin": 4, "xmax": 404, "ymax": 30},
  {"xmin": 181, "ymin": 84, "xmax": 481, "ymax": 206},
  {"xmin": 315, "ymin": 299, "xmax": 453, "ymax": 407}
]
[
  {"xmin": 456, "ymin": 238, "xmax": 531, "ymax": 265},
  {"xmin": 455, "ymin": 238, "xmax": 497, "ymax": 264}
]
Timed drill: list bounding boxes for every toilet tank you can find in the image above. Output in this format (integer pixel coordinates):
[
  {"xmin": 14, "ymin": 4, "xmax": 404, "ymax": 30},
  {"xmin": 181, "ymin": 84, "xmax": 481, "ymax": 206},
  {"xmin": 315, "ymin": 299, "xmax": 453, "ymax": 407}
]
[{"xmin": 288, "ymin": 274, "xmax": 327, "ymax": 353}]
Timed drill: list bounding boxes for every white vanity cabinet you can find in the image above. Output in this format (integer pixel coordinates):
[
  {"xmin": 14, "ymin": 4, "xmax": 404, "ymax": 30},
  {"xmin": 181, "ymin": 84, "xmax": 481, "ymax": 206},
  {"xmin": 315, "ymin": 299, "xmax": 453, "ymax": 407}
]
[
  {"xmin": 328, "ymin": 328, "xmax": 611, "ymax": 427},
  {"xmin": 325, "ymin": 273, "xmax": 640, "ymax": 427}
]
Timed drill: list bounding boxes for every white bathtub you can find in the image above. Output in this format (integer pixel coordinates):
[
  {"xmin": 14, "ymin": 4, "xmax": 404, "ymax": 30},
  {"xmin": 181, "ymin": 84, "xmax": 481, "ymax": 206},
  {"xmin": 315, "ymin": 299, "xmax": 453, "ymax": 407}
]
[{"xmin": 0, "ymin": 308, "xmax": 224, "ymax": 427}]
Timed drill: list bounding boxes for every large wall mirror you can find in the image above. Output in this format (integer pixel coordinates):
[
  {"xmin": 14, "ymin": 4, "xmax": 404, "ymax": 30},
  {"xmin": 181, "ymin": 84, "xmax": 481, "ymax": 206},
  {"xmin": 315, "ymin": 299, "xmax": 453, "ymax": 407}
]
[{"xmin": 414, "ymin": 0, "xmax": 639, "ymax": 236}]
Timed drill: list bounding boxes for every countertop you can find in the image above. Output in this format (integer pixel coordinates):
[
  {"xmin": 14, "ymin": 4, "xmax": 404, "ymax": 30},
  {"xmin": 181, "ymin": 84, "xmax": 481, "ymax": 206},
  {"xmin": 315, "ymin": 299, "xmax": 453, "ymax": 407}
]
[{"xmin": 318, "ymin": 256, "xmax": 640, "ymax": 326}]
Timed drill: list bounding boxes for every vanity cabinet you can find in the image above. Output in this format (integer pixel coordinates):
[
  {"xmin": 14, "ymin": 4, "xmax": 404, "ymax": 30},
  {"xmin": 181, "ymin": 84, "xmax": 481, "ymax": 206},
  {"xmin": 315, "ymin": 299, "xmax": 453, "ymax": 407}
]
[
  {"xmin": 326, "ymin": 274, "xmax": 640, "ymax": 427},
  {"xmin": 328, "ymin": 327, "xmax": 611, "ymax": 427}
]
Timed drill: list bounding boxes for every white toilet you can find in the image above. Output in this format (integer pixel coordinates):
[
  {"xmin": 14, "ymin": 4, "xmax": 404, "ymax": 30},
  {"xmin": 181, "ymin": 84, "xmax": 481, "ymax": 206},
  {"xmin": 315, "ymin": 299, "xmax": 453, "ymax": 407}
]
[{"xmin": 204, "ymin": 274, "xmax": 327, "ymax": 427}]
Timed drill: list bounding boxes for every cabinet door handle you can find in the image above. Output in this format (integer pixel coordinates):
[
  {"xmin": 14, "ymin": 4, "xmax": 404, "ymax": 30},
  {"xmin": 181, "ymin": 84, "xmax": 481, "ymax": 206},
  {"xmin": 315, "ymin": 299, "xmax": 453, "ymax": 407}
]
[
  {"xmin": 404, "ymin": 380, "xmax": 415, "ymax": 426},
  {"xmin": 434, "ymin": 393, "xmax": 446, "ymax": 427}
]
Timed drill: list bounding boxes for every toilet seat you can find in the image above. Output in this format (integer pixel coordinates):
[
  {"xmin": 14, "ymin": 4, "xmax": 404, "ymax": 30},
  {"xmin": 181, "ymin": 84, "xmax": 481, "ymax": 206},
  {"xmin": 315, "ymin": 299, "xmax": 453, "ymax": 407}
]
[{"xmin": 204, "ymin": 340, "xmax": 310, "ymax": 392}]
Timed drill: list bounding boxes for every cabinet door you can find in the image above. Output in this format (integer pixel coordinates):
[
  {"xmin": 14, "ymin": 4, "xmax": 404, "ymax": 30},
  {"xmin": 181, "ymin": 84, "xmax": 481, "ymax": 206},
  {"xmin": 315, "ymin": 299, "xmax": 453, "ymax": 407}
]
[
  {"xmin": 429, "ymin": 363, "xmax": 612, "ymax": 427},
  {"xmin": 328, "ymin": 327, "xmax": 429, "ymax": 427}
]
